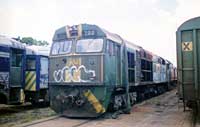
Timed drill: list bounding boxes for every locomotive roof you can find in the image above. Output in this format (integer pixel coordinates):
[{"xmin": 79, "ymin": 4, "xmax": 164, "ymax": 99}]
[
  {"xmin": 97, "ymin": 26, "xmax": 141, "ymax": 51},
  {"xmin": 0, "ymin": 35, "xmax": 25, "ymax": 49},
  {"xmin": 53, "ymin": 24, "xmax": 140, "ymax": 51},
  {"xmin": 53, "ymin": 24, "xmax": 172, "ymax": 64},
  {"xmin": 178, "ymin": 16, "xmax": 200, "ymax": 31},
  {"xmin": 26, "ymin": 45, "xmax": 50, "ymax": 56}
]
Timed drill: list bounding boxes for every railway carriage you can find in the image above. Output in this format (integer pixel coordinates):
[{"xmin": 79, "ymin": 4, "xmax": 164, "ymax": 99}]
[
  {"xmin": 49, "ymin": 24, "xmax": 176, "ymax": 117},
  {"xmin": 177, "ymin": 16, "xmax": 200, "ymax": 110},
  {"xmin": 25, "ymin": 46, "xmax": 50, "ymax": 104},
  {"xmin": 0, "ymin": 35, "xmax": 26, "ymax": 104},
  {"xmin": 0, "ymin": 36, "xmax": 50, "ymax": 105}
]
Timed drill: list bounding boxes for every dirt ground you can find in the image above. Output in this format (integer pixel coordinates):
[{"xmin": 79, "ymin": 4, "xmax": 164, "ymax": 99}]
[{"xmin": 18, "ymin": 89, "xmax": 193, "ymax": 127}]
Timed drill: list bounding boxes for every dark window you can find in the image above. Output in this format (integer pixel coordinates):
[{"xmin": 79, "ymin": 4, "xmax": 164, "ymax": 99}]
[
  {"xmin": 70, "ymin": 30, "xmax": 78, "ymax": 37},
  {"xmin": 127, "ymin": 52, "xmax": 135, "ymax": 68},
  {"xmin": 26, "ymin": 57, "xmax": 36, "ymax": 70},
  {"xmin": 0, "ymin": 57, "xmax": 9, "ymax": 71},
  {"xmin": 11, "ymin": 50, "xmax": 22, "ymax": 67},
  {"xmin": 127, "ymin": 51, "xmax": 135, "ymax": 83},
  {"xmin": 141, "ymin": 59, "xmax": 145, "ymax": 70},
  {"xmin": 128, "ymin": 70, "xmax": 135, "ymax": 83},
  {"xmin": 141, "ymin": 59, "xmax": 153, "ymax": 82}
]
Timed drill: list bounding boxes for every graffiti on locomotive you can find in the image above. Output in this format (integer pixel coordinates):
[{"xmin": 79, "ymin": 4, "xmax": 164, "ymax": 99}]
[
  {"xmin": 0, "ymin": 72, "xmax": 9, "ymax": 87},
  {"xmin": 53, "ymin": 58, "xmax": 96, "ymax": 82}
]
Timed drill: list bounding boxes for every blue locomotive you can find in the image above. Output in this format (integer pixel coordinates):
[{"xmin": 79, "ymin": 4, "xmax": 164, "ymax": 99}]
[{"xmin": 25, "ymin": 46, "xmax": 49, "ymax": 104}]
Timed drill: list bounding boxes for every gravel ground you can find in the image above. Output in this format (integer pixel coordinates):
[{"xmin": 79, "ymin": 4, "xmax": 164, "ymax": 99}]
[
  {"xmin": 19, "ymin": 89, "xmax": 193, "ymax": 127},
  {"xmin": 0, "ymin": 103, "xmax": 56, "ymax": 127}
]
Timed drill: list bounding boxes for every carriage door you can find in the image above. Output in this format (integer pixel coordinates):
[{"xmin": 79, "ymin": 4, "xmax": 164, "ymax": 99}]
[
  {"xmin": 10, "ymin": 48, "xmax": 24, "ymax": 87},
  {"xmin": 115, "ymin": 44, "xmax": 121, "ymax": 85},
  {"xmin": 25, "ymin": 56, "xmax": 37, "ymax": 91}
]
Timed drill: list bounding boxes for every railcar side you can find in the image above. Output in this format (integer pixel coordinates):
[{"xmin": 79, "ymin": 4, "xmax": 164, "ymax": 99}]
[
  {"xmin": 0, "ymin": 35, "xmax": 26, "ymax": 104},
  {"xmin": 176, "ymin": 16, "xmax": 200, "ymax": 110}
]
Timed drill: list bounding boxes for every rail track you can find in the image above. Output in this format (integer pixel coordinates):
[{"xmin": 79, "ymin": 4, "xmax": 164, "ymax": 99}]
[
  {"xmin": 18, "ymin": 89, "xmax": 193, "ymax": 127},
  {"xmin": 20, "ymin": 115, "xmax": 102, "ymax": 127},
  {"xmin": 1, "ymin": 88, "xmax": 193, "ymax": 127}
]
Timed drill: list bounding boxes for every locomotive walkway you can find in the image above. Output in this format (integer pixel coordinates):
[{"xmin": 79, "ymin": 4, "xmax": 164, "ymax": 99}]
[{"xmin": 18, "ymin": 89, "xmax": 193, "ymax": 127}]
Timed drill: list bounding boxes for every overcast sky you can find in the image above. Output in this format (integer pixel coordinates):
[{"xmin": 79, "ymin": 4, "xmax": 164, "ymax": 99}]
[{"xmin": 0, "ymin": 0, "xmax": 200, "ymax": 65}]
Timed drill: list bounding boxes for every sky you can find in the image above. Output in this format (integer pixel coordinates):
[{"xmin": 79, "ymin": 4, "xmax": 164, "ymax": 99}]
[{"xmin": 0, "ymin": 0, "xmax": 200, "ymax": 65}]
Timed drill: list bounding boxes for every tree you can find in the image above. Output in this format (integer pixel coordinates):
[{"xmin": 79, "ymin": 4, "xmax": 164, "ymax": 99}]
[{"xmin": 20, "ymin": 37, "xmax": 49, "ymax": 46}]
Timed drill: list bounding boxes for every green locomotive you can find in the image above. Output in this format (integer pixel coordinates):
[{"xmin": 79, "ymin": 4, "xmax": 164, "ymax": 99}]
[{"xmin": 49, "ymin": 24, "xmax": 176, "ymax": 117}]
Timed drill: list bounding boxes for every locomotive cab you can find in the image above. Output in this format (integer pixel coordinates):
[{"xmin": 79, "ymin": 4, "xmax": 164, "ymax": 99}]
[{"xmin": 49, "ymin": 24, "xmax": 113, "ymax": 117}]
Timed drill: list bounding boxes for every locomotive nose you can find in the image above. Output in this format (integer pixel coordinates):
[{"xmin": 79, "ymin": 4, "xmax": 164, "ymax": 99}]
[
  {"xmin": 56, "ymin": 93, "xmax": 86, "ymax": 107},
  {"xmin": 75, "ymin": 99, "xmax": 85, "ymax": 106},
  {"xmin": 54, "ymin": 89, "xmax": 81, "ymax": 104},
  {"xmin": 51, "ymin": 86, "xmax": 106, "ymax": 117}
]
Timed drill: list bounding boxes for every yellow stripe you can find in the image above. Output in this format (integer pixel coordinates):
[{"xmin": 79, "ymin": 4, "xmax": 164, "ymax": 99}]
[
  {"xmin": 30, "ymin": 82, "xmax": 36, "ymax": 91},
  {"xmin": 20, "ymin": 89, "xmax": 25, "ymax": 103},
  {"xmin": 25, "ymin": 72, "xmax": 34, "ymax": 90},
  {"xmin": 25, "ymin": 71, "xmax": 33, "ymax": 83},
  {"xmin": 27, "ymin": 75, "xmax": 36, "ymax": 90},
  {"xmin": 25, "ymin": 72, "xmax": 36, "ymax": 91},
  {"xmin": 84, "ymin": 90, "xmax": 105, "ymax": 113}
]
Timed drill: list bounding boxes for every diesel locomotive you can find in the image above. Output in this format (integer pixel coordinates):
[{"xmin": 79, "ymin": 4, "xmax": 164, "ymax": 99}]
[
  {"xmin": 0, "ymin": 35, "xmax": 49, "ymax": 105},
  {"xmin": 49, "ymin": 24, "xmax": 177, "ymax": 117}
]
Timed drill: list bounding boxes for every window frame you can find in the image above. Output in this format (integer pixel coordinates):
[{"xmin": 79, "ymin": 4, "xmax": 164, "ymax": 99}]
[
  {"xmin": 51, "ymin": 40, "xmax": 72, "ymax": 55},
  {"xmin": 75, "ymin": 38, "xmax": 104, "ymax": 53},
  {"xmin": 26, "ymin": 56, "xmax": 36, "ymax": 71},
  {"xmin": 40, "ymin": 56, "xmax": 48, "ymax": 74}
]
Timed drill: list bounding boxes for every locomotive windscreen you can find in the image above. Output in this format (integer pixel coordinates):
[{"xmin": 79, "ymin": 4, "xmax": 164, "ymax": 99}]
[
  {"xmin": 76, "ymin": 39, "xmax": 103, "ymax": 53},
  {"xmin": 51, "ymin": 40, "xmax": 72, "ymax": 55}
]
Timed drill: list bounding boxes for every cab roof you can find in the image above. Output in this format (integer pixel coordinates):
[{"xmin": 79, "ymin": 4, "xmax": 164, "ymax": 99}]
[
  {"xmin": 0, "ymin": 35, "xmax": 25, "ymax": 49},
  {"xmin": 178, "ymin": 16, "xmax": 200, "ymax": 31},
  {"xmin": 26, "ymin": 45, "xmax": 50, "ymax": 56}
]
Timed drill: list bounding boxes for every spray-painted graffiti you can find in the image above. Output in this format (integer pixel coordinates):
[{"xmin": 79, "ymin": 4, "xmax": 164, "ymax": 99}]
[
  {"xmin": 53, "ymin": 58, "xmax": 95, "ymax": 82},
  {"xmin": 53, "ymin": 65, "xmax": 96, "ymax": 82},
  {"xmin": 0, "ymin": 72, "xmax": 9, "ymax": 88}
]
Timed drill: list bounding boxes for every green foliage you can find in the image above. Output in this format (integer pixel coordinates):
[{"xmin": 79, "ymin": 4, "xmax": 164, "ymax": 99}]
[{"xmin": 20, "ymin": 37, "xmax": 49, "ymax": 46}]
